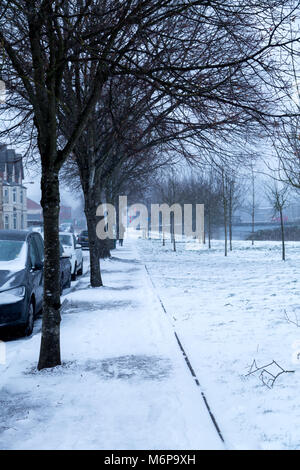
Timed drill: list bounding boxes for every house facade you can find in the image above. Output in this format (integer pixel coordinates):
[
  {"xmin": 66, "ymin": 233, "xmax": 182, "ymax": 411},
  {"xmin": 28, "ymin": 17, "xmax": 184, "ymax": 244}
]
[
  {"xmin": 27, "ymin": 197, "xmax": 73, "ymax": 228},
  {"xmin": 0, "ymin": 144, "xmax": 27, "ymax": 230}
]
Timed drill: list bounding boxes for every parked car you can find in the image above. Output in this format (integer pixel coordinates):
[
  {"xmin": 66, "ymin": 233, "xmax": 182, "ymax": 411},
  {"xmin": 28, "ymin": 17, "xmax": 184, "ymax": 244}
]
[
  {"xmin": 0, "ymin": 230, "xmax": 72, "ymax": 337},
  {"xmin": 59, "ymin": 232, "xmax": 83, "ymax": 280},
  {"xmin": 59, "ymin": 242, "xmax": 72, "ymax": 293},
  {"xmin": 77, "ymin": 230, "xmax": 89, "ymax": 249},
  {"xmin": 0, "ymin": 230, "xmax": 44, "ymax": 336},
  {"xmin": 31, "ymin": 226, "xmax": 44, "ymax": 235},
  {"xmin": 59, "ymin": 223, "xmax": 74, "ymax": 233}
]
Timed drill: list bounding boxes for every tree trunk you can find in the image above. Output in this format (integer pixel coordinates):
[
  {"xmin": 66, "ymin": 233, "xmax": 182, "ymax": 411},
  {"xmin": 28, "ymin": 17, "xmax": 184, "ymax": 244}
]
[
  {"xmin": 229, "ymin": 186, "xmax": 233, "ymax": 251},
  {"xmin": 85, "ymin": 203, "xmax": 103, "ymax": 287},
  {"xmin": 208, "ymin": 207, "xmax": 212, "ymax": 249},
  {"xmin": 38, "ymin": 169, "xmax": 61, "ymax": 370},
  {"xmin": 98, "ymin": 237, "xmax": 111, "ymax": 259},
  {"xmin": 251, "ymin": 208, "xmax": 255, "ymax": 245},
  {"xmin": 171, "ymin": 212, "xmax": 176, "ymax": 251},
  {"xmin": 280, "ymin": 207, "xmax": 285, "ymax": 261},
  {"xmin": 251, "ymin": 172, "xmax": 255, "ymax": 246},
  {"xmin": 224, "ymin": 203, "xmax": 228, "ymax": 257},
  {"xmin": 222, "ymin": 171, "xmax": 228, "ymax": 257}
]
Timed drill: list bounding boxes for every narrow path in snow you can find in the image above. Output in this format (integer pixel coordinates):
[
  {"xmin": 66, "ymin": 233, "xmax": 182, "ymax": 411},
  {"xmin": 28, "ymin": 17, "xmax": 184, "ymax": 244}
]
[{"xmin": 144, "ymin": 263, "xmax": 225, "ymax": 445}]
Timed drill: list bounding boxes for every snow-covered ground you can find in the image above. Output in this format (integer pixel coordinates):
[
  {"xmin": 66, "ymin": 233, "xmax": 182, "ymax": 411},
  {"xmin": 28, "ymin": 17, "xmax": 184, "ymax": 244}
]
[
  {"xmin": 138, "ymin": 236, "xmax": 300, "ymax": 450},
  {"xmin": 0, "ymin": 245, "xmax": 223, "ymax": 450},
  {"xmin": 1, "ymin": 235, "xmax": 300, "ymax": 450}
]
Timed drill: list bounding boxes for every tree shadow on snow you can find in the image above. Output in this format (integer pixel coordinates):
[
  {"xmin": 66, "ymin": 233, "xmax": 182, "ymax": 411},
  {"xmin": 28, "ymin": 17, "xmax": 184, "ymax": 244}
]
[{"xmin": 26, "ymin": 355, "xmax": 172, "ymax": 381}]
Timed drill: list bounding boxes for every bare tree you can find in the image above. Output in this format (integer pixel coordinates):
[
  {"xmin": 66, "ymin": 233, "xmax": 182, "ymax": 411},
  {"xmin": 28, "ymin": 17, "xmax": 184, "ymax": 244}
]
[
  {"xmin": 0, "ymin": 2, "xmax": 113, "ymax": 369},
  {"xmin": 250, "ymin": 164, "xmax": 256, "ymax": 246},
  {"xmin": 0, "ymin": 0, "xmax": 298, "ymax": 370},
  {"xmin": 227, "ymin": 173, "xmax": 244, "ymax": 251},
  {"xmin": 220, "ymin": 169, "xmax": 228, "ymax": 256}
]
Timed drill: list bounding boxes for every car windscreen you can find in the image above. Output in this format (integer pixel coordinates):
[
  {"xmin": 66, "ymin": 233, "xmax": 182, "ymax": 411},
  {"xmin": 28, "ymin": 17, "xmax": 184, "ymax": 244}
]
[
  {"xmin": 0, "ymin": 240, "xmax": 26, "ymax": 261},
  {"xmin": 59, "ymin": 235, "xmax": 72, "ymax": 246}
]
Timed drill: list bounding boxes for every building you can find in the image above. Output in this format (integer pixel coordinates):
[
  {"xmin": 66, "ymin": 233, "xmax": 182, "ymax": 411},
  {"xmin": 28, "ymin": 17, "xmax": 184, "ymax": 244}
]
[
  {"xmin": 0, "ymin": 144, "xmax": 27, "ymax": 230},
  {"xmin": 27, "ymin": 198, "xmax": 43, "ymax": 227},
  {"xmin": 27, "ymin": 197, "xmax": 72, "ymax": 228}
]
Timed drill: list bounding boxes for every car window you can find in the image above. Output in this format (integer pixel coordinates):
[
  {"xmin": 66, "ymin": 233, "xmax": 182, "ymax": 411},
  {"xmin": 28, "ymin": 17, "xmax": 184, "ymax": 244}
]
[
  {"xmin": 0, "ymin": 240, "xmax": 25, "ymax": 261},
  {"xmin": 60, "ymin": 234, "xmax": 72, "ymax": 246},
  {"xmin": 34, "ymin": 234, "xmax": 44, "ymax": 261},
  {"xmin": 29, "ymin": 237, "xmax": 41, "ymax": 267}
]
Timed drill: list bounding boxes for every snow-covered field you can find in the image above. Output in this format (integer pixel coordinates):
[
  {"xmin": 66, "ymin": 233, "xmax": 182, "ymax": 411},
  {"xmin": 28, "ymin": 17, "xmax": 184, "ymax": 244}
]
[{"xmin": 138, "ymin": 237, "xmax": 300, "ymax": 450}]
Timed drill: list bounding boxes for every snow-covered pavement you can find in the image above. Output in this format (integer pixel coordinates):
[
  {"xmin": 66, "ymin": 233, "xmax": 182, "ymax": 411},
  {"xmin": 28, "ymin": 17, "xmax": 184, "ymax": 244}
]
[
  {"xmin": 138, "ymin": 237, "xmax": 300, "ymax": 450},
  {"xmin": 0, "ymin": 242, "xmax": 224, "ymax": 450}
]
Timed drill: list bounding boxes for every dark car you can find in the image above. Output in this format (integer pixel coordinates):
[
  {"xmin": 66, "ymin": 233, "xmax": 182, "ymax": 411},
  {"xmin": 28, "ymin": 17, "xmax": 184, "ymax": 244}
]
[
  {"xmin": 59, "ymin": 242, "xmax": 72, "ymax": 294},
  {"xmin": 0, "ymin": 230, "xmax": 44, "ymax": 336},
  {"xmin": 0, "ymin": 231, "xmax": 72, "ymax": 337},
  {"xmin": 77, "ymin": 230, "xmax": 89, "ymax": 249}
]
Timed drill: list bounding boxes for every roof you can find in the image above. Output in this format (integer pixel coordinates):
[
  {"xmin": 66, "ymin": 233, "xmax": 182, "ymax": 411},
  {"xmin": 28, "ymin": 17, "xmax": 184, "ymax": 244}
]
[
  {"xmin": 0, "ymin": 230, "xmax": 30, "ymax": 241},
  {"xmin": 0, "ymin": 144, "xmax": 24, "ymax": 182},
  {"xmin": 27, "ymin": 198, "xmax": 42, "ymax": 210},
  {"xmin": 27, "ymin": 213, "xmax": 43, "ymax": 221}
]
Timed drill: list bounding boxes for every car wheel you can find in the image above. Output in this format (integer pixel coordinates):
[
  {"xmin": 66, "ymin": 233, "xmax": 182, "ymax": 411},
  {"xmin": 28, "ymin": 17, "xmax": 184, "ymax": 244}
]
[
  {"xmin": 71, "ymin": 263, "xmax": 77, "ymax": 281},
  {"xmin": 66, "ymin": 268, "xmax": 71, "ymax": 289},
  {"xmin": 24, "ymin": 301, "xmax": 34, "ymax": 337},
  {"xmin": 77, "ymin": 261, "xmax": 83, "ymax": 276},
  {"xmin": 60, "ymin": 273, "xmax": 64, "ymax": 295}
]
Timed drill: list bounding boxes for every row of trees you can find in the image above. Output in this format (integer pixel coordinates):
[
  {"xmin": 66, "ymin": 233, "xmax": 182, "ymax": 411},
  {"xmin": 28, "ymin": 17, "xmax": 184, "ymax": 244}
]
[
  {"xmin": 141, "ymin": 161, "xmax": 299, "ymax": 262},
  {"xmin": 0, "ymin": 0, "xmax": 299, "ymax": 369}
]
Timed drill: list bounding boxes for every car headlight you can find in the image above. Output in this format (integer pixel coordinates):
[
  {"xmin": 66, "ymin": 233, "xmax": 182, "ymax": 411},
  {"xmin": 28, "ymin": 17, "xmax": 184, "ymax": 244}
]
[{"xmin": 0, "ymin": 286, "xmax": 26, "ymax": 305}]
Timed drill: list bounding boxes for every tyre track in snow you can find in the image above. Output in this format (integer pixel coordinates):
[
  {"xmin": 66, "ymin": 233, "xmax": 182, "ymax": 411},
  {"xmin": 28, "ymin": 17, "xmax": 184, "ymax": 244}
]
[{"xmin": 144, "ymin": 263, "xmax": 225, "ymax": 446}]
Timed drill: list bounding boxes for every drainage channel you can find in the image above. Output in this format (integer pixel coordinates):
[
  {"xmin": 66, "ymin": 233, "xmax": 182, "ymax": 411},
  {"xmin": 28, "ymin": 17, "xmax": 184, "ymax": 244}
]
[{"xmin": 144, "ymin": 264, "xmax": 225, "ymax": 446}]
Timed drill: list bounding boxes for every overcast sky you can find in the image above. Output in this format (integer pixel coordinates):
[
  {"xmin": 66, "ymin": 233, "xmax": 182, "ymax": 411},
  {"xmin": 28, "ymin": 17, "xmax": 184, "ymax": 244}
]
[{"xmin": 24, "ymin": 166, "xmax": 82, "ymax": 211}]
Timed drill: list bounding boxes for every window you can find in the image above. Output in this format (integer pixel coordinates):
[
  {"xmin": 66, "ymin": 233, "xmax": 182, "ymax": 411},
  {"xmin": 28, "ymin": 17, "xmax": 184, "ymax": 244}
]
[
  {"xmin": 4, "ymin": 215, "xmax": 9, "ymax": 230},
  {"xmin": 29, "ymin": 237, "xmax": 41, "ymax": 267},
  {"xmin": 59, "ymin": 234, "xmax": 72, "ymax": 247},
  {"xmin": 12, "ymin": 188, "xmax": 17, "ymax": 203},
  {"xmin": 0, "ymin": 240, "xmax": 25, "ymax": 262},
  {"xmin": 33, "ymin": 234, "xmax": 44, "ymax": 262},
  {"xmin": 3, "ymin": 188, "xmax": 9, "ymax": 204},
  {"xmin": 13, "ymin": 208, "xmax": 17, "ymax": 230},
  {"xmin": 21, "ymin": 213, "xmax": 24, "ymax": 230},
  {"xmin": 20, "ymin": 190, "xmax": 23, "ymax": 204}
]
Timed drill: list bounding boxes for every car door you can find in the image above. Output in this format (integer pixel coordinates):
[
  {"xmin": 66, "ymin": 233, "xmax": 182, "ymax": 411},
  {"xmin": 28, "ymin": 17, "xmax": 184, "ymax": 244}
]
[
  {"xmin": 33, "ymin": 233, "xmax": 44, "ymax": 309},
  {"xmin": 73, "ymin": 234, "xmax": 82, "ymax": 268},
  {"xmin": 28, "ymin": 235, "xmax": 43, "ymax": 312}
]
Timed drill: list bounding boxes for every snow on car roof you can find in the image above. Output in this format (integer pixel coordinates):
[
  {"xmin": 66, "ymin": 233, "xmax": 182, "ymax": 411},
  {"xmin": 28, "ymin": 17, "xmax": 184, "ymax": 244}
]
[{"xmin": 0, "ymin": 230, "xmax": 30, "ymax": 241}]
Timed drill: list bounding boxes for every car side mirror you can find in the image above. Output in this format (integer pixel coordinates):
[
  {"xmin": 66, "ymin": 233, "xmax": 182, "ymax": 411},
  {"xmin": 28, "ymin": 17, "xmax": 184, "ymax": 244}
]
[{"xmin": 32, "ymin": 261, "xmax": 43, "ymax": 271}]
